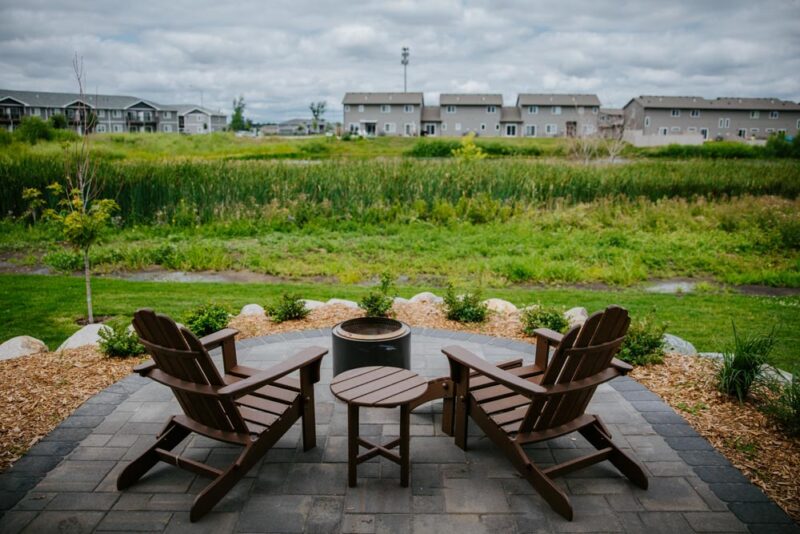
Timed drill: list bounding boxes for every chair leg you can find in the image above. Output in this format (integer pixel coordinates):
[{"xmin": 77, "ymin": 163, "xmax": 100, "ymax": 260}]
[
  {"xmin": 301, "ymin": 386, "xmax": 316, "ymax": 452},
  {"xmin": 441, "ymin": 395, "xmax": 454, "ymax": 437},
  {"xmin": 190, "ymin": 445, "xmax": 252, "ymax": 522},
  {"xmin": 579, "ymin": 419, "xmax": 648, "ymax": 490},
  {"xmin": 117, "ymin": 419, "xmax": 189, "ymax": 490},
  {"xmin": 510, "ymin": 442, "xmax": 574, "ymax": 521}
]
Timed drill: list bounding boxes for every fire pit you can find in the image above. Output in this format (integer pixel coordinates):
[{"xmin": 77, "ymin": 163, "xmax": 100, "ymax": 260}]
[{"xmin": 331, "ymin": 317, "xmax": 411, "ymax": 376}]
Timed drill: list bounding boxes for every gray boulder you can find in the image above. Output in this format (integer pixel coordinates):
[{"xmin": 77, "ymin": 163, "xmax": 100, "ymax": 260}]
[
  {"xmin": 302, "ymin": 299, "xmax": 326, "ymax": 311},
  {"xmin": 409, "ymin": 292, "xmax": 443, "ymax": 304},
  {"xmin": 326, "ymin": 298, "xmax": 360, "ymax": 309},
  {"xmin": 57, "ymin": 324, "xmax": 112, "ymax": 351},
  {"xmin": 484, "ymin": 298, "xmax": 518, "ymax": 314},
  {"xmin": 0, "ymin": 336, "xmax": 49, "ymax": 361},
  {"xmin": 240, "ymin": 304, "xmax": 265, "ymax": 316},
  {"xmin": 393, "ymin": 297, "xmax": 410, "ymax": 305},
  {"xmin": 662, "ymin": 333, "xmax": 698, "ymax": 356},
  {"xmin": 564, "ymin": 307, "xmax": 589, "ymax": 328}
]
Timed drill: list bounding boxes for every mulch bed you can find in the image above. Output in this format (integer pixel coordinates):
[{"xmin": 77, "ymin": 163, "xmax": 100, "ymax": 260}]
[{"xmin": 1, "ymin": 303, "xmax": 797, "ymax": 524}]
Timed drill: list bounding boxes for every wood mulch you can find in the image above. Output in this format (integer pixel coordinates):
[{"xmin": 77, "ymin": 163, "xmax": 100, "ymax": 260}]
[
  {"xmin": 632, "ymin": 354, "xmax": 800, "ymax": 523},
  {"xmin": 2, "ymin": 302, "xmax": 797, "ymax": 525}
]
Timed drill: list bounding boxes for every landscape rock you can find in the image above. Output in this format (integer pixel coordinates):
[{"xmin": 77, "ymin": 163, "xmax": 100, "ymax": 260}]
[
  {"xmin": 326, "ymin": 298, "xmax": 360, "ymax": 309},
  {"xmin": 392, "ymin": 297, "xmax": 410, "ymax": 305},
  {"xmin": 564, "ymin": 307, "xmax": 589, "ymax": 327},
  {"xmin": 409, "ymin": 292, "xmax": 443, "ymax": 304},
  {"xmin": 57, "ymin": 324, "xmax": 112, "ymax": 352},
  {"xmin": 240, "ymin": 304, "xmax": 265, "ymax": 316},
  {"xmin": 0, "ymin": 336, "xmax": 49, "ymax": 361},
  {"xmin": 302, "ymin": 299, "xmax": 326, "ymax": 311},
  {"xmin": 483, "ymin": 298, "xmax": 518, "ymax": 314},
  {"xmin": 662, "ymin": 333, "xmax": 698, "ymax": 356}
]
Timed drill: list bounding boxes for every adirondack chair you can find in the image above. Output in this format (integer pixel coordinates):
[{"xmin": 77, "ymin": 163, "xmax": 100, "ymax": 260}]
[
  {"xmin": 117, "ymin": 309, "xmax": 327, "ymax": 521},
  {"xmin": 442, "ymin": 305, "xmax": 648, "ymax": 520}
]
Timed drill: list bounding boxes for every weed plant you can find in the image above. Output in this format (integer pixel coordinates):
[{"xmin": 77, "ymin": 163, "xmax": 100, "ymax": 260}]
[{"xmin": 717, "ymin": 323, "xmax": 775, "ymax": 402}]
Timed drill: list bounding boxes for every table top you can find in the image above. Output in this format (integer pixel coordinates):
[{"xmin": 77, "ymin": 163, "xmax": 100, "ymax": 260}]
[{"xmin": 330, "ymin": 366, "xmax": 428, "ymax": 407}]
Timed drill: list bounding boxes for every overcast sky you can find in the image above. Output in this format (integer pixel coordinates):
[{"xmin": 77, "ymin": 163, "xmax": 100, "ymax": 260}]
[{"xmin": 1, "ymin": 0, "xmax": 798, "ymax": 122}]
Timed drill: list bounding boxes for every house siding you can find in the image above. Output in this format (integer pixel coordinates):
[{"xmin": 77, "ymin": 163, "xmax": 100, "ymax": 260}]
[{"xmin": 344, "ymin": 104, "xmax": 422, "ymax": 136}]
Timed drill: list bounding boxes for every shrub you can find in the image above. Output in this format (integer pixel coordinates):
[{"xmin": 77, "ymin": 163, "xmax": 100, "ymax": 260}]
[
  {"xmin": 185, "ymin": 303, "xmax": 231, "ymax": 336},
  {"xmin": 98, "ymin": 323, "xmax": 145, "ymax": 357},
  {"xmin": 521, "ymin": 305, "xmax": 568, "ymax": 336},
  {"xmin": 443, "ymin": 284, "xmax": 487, "ymax": 323},
  {"xmin": 717, "ymin": 323, "xmax": 775, "ymax": 402},
  {"xmin": 452, "ymin": 132, "xmax": 487, "ymax": 162},
  {"xmin": 407, "ymin": 139, "xmax": 460, "ymax": 157},
  {"xmin": 617, "ymin": 317, "xmax": 666, "ymax": 366},
  {"xmin": 267, "ymin": 293, "xmax": 309, "ymax": 323},
  {"xmin": 14, "ymin": 116, "xmax": 53, "ymax": 144},
  {"xmin": 43, "ymin": 249, "xmax": 83, "ymax": 272},
  {"xmin": 49, "ymin": 113, "xmax": 68, "ymax": 129},
  {"xmin": 763, "ymin": 370, "xmax": 800, "ymax": 436},
  {"xmin": 359, "ymin": 273, "xmax": 394, "ymax": 317},
  {"xmin": 0, "ymin": 129, "xmax": 12, "ymax": 146}
]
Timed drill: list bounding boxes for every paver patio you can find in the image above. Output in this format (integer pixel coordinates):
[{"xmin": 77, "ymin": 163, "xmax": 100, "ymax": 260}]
[{"xmin": 0, "ymin": 328, "xmax": 796, "ymax": 533}]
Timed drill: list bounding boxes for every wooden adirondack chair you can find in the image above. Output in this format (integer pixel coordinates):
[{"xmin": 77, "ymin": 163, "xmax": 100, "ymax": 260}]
[
  {"xmin": 117, "ymin": 309, "xmax": 327, "ymax": 521},
  {"xmin": 442, "ymin": 305, "xmax": 648, "ymax": 520}
]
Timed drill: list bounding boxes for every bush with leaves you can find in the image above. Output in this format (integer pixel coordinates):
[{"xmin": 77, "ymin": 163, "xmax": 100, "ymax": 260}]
[
  {"xmin": 14, "ymin": 116, "xmax": 53, "ymax": 144},
  {"xmin": 763, "ymin": 370, "xmax": 800, "ymax": 436},
  {"xmin": 359, "ymin": 273, "xmax": 394, "ymax": 317},
  {"xmin": 267, "ymin": 293, "xmax": 309, "ymax": 323},
  {"xmin": 617, "ymin": 317, "xmax": 666, "ymax": 366},
  {"xmin": 521, "ymin": 305, "xmax": 569, "ymax": 336},
  {"xmin": 185, "ymin": 303, "xmax": 231, "ymax": 337},
  {"xmin": 98, "ymin": 324, "xmax": 145, "ymax": 358},
  {"xmin": 452, "ymin": 132, "xmax": 487, "ymax": 162},
  {"xmin": 443, "ymin": 284, "xmax": 487, "ymax": 323},
  {"xmin": 717, "ymin": 323, "xmax": 775, "ymax": 402}
]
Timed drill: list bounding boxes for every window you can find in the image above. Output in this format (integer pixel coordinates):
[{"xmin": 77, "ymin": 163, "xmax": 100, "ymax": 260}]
[
  {"xmin": 769, "ymin": 111, "xmax": 779, "ymax": 119},
  {"xmin": 112, "ymin": 109, "xmax": 122, "ymax": 118},
  {"xmin": 750, "ymin": 110, "xmax": 759, "ymax": 119},
  {"xmin": 644, "ymin": 116, "xmax": 651, "ymax": 127},
  {"xmin": 162, "ymin": 111, "xmax": 171, "ymax": 119},
  {"xmin": 98, "ymin": 109, "xmax": 105, "ymax": 118},
  {"xmin": 671, "ymin": 126, "xmax": 681, "ymax": 133},
  {"xmin": 112, "ymin": 124, "xmax": 123, "ymax": 132},
  {"xmin": 505, "ymin": 124, "xmax": 517, "ymax": 136},
  {"xmin": 358, "ymin": 105, "xmax": 364, "ymax": 112},
  {"xmin": 96, "ymin": 124, "xmax": 107, "ymax": 133},
  {"xmin": 778, "ymin": 129, "xmax": 786, "ymax": 134},
  {"xmin": 344, "ymin": 105, "xmax": 350, "ymax": 112},
  {"xmin": 446, "ymin": 105, "xmax": 456, "ymax": 114},
  {"xmin": 486, "ymin": 105, "xmax": 496, "ymax": 113},
  {"xmin": 765, "ymin": 128, "xmax": 775, "ymax": 134},
  {"xmin": 524, "ymin": 125, "xmax": 536, "ymax": 137},
  {"xmin": 719, "ymin": 118, "xmax": 730, "ymax": 129},
  {"xmin": 545, "ymin": 124, "xmax": 557, "ymax": 135},
  {"xmin": 797, "ymin": 119, "xmax": 800, "ymax": 129},
  {"xmin": 690, "ymin": 109, "xmax": 700, "ymax": 118},
  {"xmin": 480, "ymin": 123, "xmax": 486, "ymax": 131},
  {"xmin": 670, "ymin": 109, "xmax": 680, "ymax": 117},
  {"xmin": 750, "ymin": 128, "xmax": 759, "ymax": 134},
  {"xmin": 528, "ymin": 105, "xmax": 538, "ymax": 114},
  {"xmin": 658, "ymin": 127, "xmax": 668, "ymax": 135},
  {"xmin": 454, "ymin": 123, "xmax": 461, "ymax": 131},
  {"xmin": 578, "ymin": 106, "xmax": 585, "ymax": 115},
  {"xmin": 687, "ymin": 127, "xmax": 697, "ymax": 133},
  {"xmin": 551, "ymin": 106, "xmax": 561, "ymax": 115},
  {"xmin": 441, "ymin": 123, "xmax": 447, "ymax": 131},
  {"xmin": 163, "ymin": 124, "xmax": 172, "ymax": 132},
  {"xmin": 495, "ymin": 124, "xmax": 500, "ymax": 130},
  {"xmin": 737, "ymin": 128, "xmax": 746, "ymax": 138},
  {"xmin": 384, "ymin": 122, "xmax": 396, "ymax": 133},
  {"xmin": 592, "ymin": 107, "xmax": 598, "ymax": 114},
  {"xmin": 380, "ymin": 105, "xmax": 391, "ymax": 113},
  {"xmin": 404, "ymin": 105, "xmax": 414, "ymax": 113},
  {"xmin": 348, "ymin": 123, "xmax": 358, "ymax": 133}
]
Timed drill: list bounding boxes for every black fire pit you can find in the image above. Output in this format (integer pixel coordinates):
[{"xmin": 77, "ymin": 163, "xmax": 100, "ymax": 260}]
[{"xmin": 331, "ymin": 317, "xmax": 411, "ymax": 376}]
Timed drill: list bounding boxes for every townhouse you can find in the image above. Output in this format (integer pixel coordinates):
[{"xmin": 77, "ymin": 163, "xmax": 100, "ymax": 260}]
[
  {"xmin": 0, "ymin": 89, "xmax": 226, "ymax": 134},
  {"xmin": 343, "ymin": 92, "xmax": 423, "ymax": 136},
  {"xmin": 438, "ymin": 93, "xmax": 503, "ymax": 136},
  {"xmin": 515, "ymin": 94, "xmax": 601, "ymax": 138},
  {"xmin": 623, "ymin": 96, "xmax": 800, "ymax": 140}
]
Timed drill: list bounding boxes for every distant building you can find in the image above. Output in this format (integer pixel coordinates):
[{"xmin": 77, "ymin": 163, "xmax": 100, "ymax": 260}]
[
  {"xmin": 260, "ymin": 124, "xmax": 279, "ymax": 135},
  {"xmin": 0, "ymin": 89, "xmax": 226, "ymax": 134},
  {"xmin": 277, "ymin": 118, "xmax": 327, "ymax": 136},
  {"xmin": 623, "ymin": 96, "xmax": 800, "ymax": 140},
  {"xmin": 515, "ymin": 94, "xmax": 601, "ymax": 138},
  {"xmin": 438, "ymin": 94, "xmax": 504, "ymax": 136},
  {"xmin": 342, "ymin": 92, "xmax": 423, "ymax": 136},
  {"xmin": 598, "ymin": 108, "xmax": 624, "ymax": 137}
]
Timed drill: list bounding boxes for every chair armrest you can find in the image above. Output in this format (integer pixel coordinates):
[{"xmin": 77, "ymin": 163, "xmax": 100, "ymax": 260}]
[
  {"xmin": 218, "ymin": 346, "xmax": 328, "ymax": 398},
  {"xmin": 133, "ymin": 360, "xmax": 157, "ymax": 375},
  {"xmin": 611, "ymin": 358, "xmax": 633, "ymax": 374},
  {"xmin": 533, "ymin": 328, "xmax": 563, "ymax": 345},
  {"xmin": 533, "ymin": 328, "xmax": 563, "ymax": 369},
  {"xmin": 442, "ymin": 345, "xmax": 545, "ymax": 398},
  {"xmin": 200, "ymin": 328, "xmax": 239, "ymax": 350}
]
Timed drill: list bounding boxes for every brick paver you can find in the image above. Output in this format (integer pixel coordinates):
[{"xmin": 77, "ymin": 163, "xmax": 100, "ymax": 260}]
[{"xmin": 0, "ymin": 328, "xmax": 796, "ymax": 533}]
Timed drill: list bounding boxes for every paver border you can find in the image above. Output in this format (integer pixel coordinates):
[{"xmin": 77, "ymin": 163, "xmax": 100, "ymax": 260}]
[{"xmin": 0, "ymin": 327, "xmax": 796, "ymax": 533}]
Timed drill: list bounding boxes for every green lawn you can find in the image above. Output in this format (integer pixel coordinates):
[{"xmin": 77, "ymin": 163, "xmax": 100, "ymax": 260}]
[{"xmin": 1, "ymin": 274, "xmax": 797, "ymax": 370}]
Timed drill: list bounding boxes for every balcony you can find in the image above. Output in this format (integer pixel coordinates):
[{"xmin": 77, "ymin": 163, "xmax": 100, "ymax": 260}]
[
  {"xmin": 0, "ymin": 109, "xmax": 24, "ymax": 123},
  {"xmin": 126, "ymin": 112, "xmax": 158, "ymax": 124}
]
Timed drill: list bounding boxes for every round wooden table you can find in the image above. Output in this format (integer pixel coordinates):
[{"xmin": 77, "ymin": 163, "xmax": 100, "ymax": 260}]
[{"xmin": 330, "ymin": 366, "xmax": 428, "ymax": 487}]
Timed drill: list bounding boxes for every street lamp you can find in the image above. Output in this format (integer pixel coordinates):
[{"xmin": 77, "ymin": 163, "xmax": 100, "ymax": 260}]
[{"xmin": 401, "ymin": 47, "xmax": 409, "ymax": 92}]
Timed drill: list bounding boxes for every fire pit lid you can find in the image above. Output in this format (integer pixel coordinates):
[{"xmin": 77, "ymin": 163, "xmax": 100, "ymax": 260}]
[{"xmin": 332, "ymin": 317, "xmax": 410, "ymax": 342}]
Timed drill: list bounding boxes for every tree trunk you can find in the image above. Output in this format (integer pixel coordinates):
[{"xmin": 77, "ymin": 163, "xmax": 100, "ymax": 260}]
[{"xmin": 83, "ymin": 247, "xmax": 94, "ymax": 324}]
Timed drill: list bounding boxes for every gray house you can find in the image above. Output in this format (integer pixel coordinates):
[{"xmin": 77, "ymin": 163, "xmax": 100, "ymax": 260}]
[
  {"xmin": 438, "ymin": 94, "xmax": 503, "ymax": 136},
  {"xmin": 342, "ymin": 92, "xmax": 423, "ymax": 136},
  {"xmin": 0, "ymin": 89, "xmax": 226, "ymax": 134},
  {"xmin": 515, "ymin": 94, "xmax": 601, "ymax": 138},
  {"xmin": 277, "ymin": 118, "xmax": 327, "ymax": 136},
  {"xmin": 623, "ymin": 96, "xmax": 800, "ymax": 140}
]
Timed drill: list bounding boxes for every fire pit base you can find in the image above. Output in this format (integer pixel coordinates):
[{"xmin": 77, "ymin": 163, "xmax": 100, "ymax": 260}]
[{"xmin": 331, "ymin": 317, "xmax": 411, "ymax": 376}]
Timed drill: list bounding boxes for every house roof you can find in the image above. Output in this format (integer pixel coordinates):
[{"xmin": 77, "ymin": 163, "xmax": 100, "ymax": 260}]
[
  {"xmin": 516, "ymin": 94, "xmax": 601, "ymax": 107},
  {"xmin": 500, "ymin": 106, "xmax": 522, "ymax": 122},
  {"xmin": 626, "ymin": 95, "xmax": 800, "ymax": 111},
  {"xmin": 0, "ymin": 89, "xmax": 163, "ymax": 110},
  {"xmin": 165, "ymin": 105, "xmax": 226, "ymax": 117},
  {"xmin": 421, "ymin": 106, "xmax": 441, "ymax": 122},
  {"xmin": 342, "ymin": 92, "xmax": 423, "ymax": 105},
  {"xmin": 439, "ymin": 94, "xmax": 503, "ymax": 106},
  {"xmin": 599, "ymin": 108, "xmax": 623, "ymax": 115}
]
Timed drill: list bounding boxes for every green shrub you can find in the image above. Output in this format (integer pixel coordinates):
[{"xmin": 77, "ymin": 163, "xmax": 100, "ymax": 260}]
[
  {"xmin": 266, "ymin": 293, "xmax": 309, "ymax": 323},
  {"xmin": 521, "ymin": 305, "xmax": 569, "ymax": 336},
  {"xmin": 299, "ymin": 141, "xmax": 330, "ymax": 156},
  {"xmin": 14, "ymin": 116, "xmax": 53, "ymax": 144},
  {"xmin": 98, "ymin": 324, "xmax": 145, "ymax": 357},
  {"xmin": 0, "ymin": 129, "xmax": 12, "ymax": 146},
  {"xmin": 359, "ymin": 273, "xmax": 394, "ymax": 317},
  {"xmin": 443, "ymin": 284, "xmax": 488, "ymax": 323},
  {"xmin": 49, "ymin": 113, "xmax": 68, "ymax": 129},
  {"xmin": 43, "ymin": 250, "xmax": 82, "ymax": 272},
  {"xmin": 649, "ymin": 142, "xmax": 758, "ymax": 159},
  {"xmin": 763, "ymin": 370, "xmax": 800, "ymax": 436},
  {"xmin": 717, "ymin": 323, "xmax": 775, "ymax": 402},
  {"xmin": 185, "ymin": 303, "xmax": 231, "ymax": 336},
  {"xmin": 407, "ymin": 139, "xmax": 460, "ymax": 157},
  {"xmin": 617, "ymin": 317, "xmax": 666, "ymax": 366}
]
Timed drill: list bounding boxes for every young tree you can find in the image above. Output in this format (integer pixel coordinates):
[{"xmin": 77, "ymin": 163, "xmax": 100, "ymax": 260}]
[
  {"xmin": 309, "ymin": 101, "xmax": 326, "ymax": 132},
  {"xmin": 230, "ymin": 96, "xmax": 246, "ymax": 131}
]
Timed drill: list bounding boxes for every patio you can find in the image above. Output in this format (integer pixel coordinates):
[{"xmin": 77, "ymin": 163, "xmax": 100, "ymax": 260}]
[{"xmin": 0, "ymin": 327, "xmax": 794, "ymax": 533}]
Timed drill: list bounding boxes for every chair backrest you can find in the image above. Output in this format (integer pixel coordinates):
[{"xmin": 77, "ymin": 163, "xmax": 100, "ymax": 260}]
[
  {"xmin": 132, "ymin": 309, "xmax": 248, "ymax": 434},
  {"xmin": 520, "ymin": 305, "xmax": 630, "ymax": 434}
]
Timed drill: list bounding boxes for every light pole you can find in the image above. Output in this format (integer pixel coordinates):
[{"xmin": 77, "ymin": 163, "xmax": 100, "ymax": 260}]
[{"xmin": 401, "ymin": 47, "xmax": 409, "ymax": 92}]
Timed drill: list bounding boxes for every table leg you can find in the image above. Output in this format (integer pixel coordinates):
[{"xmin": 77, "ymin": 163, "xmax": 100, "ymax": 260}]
[
  {"xmin": 400, "ymin": 404, "xmax": 410, "ymax": 487},
  {"xmin": 348, "ymin": 403, "xmax": 359, "ymax": 487}
]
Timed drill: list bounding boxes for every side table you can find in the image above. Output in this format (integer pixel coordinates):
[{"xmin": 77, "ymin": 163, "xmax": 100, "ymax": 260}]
[{"xmin": 330, "ymin": 366, "xmax": 428, "ymax": 487}]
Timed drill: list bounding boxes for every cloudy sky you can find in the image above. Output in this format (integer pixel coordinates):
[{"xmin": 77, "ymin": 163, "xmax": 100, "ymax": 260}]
[{"xmin": 1, "ymin": 0, "xmax": 798, "ymax": 122}]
